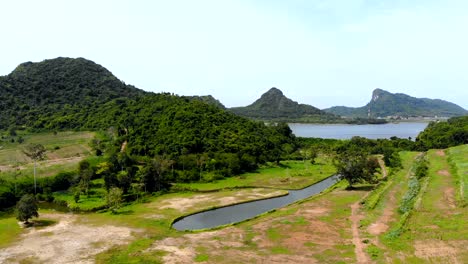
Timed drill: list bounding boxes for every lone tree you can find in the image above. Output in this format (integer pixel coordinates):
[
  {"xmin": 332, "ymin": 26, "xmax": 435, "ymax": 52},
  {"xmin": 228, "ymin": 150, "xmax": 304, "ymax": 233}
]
[
  {"xmin": 106, "ymin": 187, "xmax": 123, "ymax": 214},
  {"xmin": 23, "ymin": 144, "xmax": 46, "ymax": 194},
  {"xmin": 334, "ymin": 149, "xmax": 379, "ymax": 188},
  {"xmin": 16, "ymin": 194, "xmax": 39, "ymax": 224}
]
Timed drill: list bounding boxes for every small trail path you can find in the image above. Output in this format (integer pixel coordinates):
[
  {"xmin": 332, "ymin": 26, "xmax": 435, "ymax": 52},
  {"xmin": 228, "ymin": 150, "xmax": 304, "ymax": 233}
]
[
  {"xmin": 350, "ymin": 156, "xmax": 390, "ymax": 263},
  {"xmin": 350, "ymin": 196, "xmax": 372, "ymax": 264}
]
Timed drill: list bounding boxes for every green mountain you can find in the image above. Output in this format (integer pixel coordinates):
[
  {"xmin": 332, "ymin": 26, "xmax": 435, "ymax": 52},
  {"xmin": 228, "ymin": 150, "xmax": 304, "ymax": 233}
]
[
  {"xmin": 324, "ymin": 89, "xmax": 467, "ymax": 118},
  {"xmin": 229, "ymin": 87, "xmax": 340, "ymax": 122},
  {"xmin": 0, "ymin": 57, "xmax": 146, "ymax": 129},
  {"xmin": 182, "ymin": 95, "xmax": 226, "ymax": 109},
  {"xmin": 0, "ymin": 57, "xmax": 296, "ymax": 179}
]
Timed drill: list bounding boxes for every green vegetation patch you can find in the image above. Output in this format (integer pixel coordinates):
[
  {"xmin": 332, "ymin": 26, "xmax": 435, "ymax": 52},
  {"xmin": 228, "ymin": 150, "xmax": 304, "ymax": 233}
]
[
  {"xmin": 174, "ymin": 159, "xmax": 335, "ymax": 191},
  {"xmin": 0, "ymin": 214, "xmax": 22, "ymax": 248},
  {"xmin": 447, "ymin": 144, "xmax": 468, "ymax": 206}
]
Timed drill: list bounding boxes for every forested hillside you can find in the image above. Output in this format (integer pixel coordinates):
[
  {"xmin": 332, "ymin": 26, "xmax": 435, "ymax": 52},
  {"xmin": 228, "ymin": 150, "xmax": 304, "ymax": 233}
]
[
  {"xmin": 0, "ymin": 58, "xmax": 297, "ymax": 187},
  {"xmin": 183, "ymin": 95, "xmax": 226, "ymax": 109},
  {"xmin": 0, "ymin": 57, "xmax": 146, "ymax": 129},
  {"xmin": 416, "ymin": 116, "xmax": 468, "ymax": 149},
  {"xmin": 324, "ymin": 88, "xmax": 467, "ymax": 118}
]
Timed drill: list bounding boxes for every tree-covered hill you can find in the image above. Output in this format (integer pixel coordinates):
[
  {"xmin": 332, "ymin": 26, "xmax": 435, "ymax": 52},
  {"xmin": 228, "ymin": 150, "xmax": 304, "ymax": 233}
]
[
  {"xmin": 324, "ymin": 88, "xmax": 467, "ymax": 118},
  {"xmin": 0, "ymin": 57, "xmax": 146, "ymax": 129},
  {"xmin": 0, "ymin": 57, "xmax": 297, "ymax": 181},
  {"xmin": 41, "ymin": 93, "xmax": 295, "ymax": 161},
  {"xmin": 182, "ymin": 95, "xmax": 226, "ymax": 109},
  {"xmin": 229, "ymin": 87, "xmax": 341, "ymax": 123},
  {"xmin": 416, "ymin": 116, "xmax": 468, "ymax": 149}
]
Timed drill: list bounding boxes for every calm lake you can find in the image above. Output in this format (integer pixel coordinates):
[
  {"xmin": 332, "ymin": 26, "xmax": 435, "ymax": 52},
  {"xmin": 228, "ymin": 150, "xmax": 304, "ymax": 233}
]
[{"xmin": 289, "ymin": 122, "xmax": 428, "ymax": 139}]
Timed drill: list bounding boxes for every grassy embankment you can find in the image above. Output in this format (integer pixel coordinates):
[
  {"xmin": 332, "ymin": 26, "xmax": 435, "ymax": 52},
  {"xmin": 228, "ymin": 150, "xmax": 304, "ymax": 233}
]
[
  {"xmin": 360, "ymin": 147, "xmax": 468, "ymax": 263},
  {"xmin": 0, "ymin": 131, "xmax": 95, "ymax": 180},
  {"xmin": 175, "ymin": 157, "xmax": 336, "ymax": 191},
  {"xmin": 447, "ymin": 144, "xmax": 468, "ymax": 206}
]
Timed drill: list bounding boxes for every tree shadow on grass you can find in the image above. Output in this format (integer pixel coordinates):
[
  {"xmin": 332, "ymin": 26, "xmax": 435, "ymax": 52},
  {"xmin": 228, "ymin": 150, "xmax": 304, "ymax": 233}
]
[
  {"xmin": 346, "ymin": 185, "xmax": 375, "ymax": 191},
  {"xmin": 22, "ymin": 219, "xmax": 58, "ymax": 228}
]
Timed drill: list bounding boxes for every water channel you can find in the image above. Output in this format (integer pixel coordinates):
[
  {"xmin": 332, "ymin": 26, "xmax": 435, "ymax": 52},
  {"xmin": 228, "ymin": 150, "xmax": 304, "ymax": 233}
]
[{"xmin": 172, "ymin": 175, "xmax": 340, "ymax": 231}]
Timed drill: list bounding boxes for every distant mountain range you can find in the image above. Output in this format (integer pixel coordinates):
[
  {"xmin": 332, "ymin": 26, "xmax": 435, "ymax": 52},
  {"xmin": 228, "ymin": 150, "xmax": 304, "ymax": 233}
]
[
  {"xmin": 1, "ymin": 57, "xmax": 465, "ymax": 129},
  {"xmin": 229, "ymin": 88, "xmax": 342, "ymax": 123},
  {"xmin": 323, "ymin": 88, "xmax": 467, "ymax": 118}
]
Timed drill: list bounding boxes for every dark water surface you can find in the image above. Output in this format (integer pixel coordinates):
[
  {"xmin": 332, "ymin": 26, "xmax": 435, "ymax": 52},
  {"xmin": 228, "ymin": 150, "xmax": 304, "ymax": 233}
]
[
  {"xmin": 172, "ymin": 175, "xmax": 340, "ymax": 231},
  {"xmin": 289, "ymin": 122, "xmax": 428, "ymax": 139}
]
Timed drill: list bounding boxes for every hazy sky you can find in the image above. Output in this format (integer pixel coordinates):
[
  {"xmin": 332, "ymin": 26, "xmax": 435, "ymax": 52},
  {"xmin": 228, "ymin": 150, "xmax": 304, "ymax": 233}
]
[{"xmin": 1, "ymin": 0, "xmax": 467, "ymax": 109}]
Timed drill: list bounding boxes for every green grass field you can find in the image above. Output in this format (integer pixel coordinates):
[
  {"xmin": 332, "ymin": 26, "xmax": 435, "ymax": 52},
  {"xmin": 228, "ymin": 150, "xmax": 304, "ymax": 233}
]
[
  {"xmin": 447, "ymin": 144, "xmax": 468, "ymax": 205},
  {"xmin": 360, "ymin": 147, "xmax": 468, "ymax": 263},
  {"xmin": 0, "ymin": 213, "xmax": 22, "ymax": 248},
  {"xmin": 174, "ymin": 158, "xmax": 336, "ymax": 191},
  {"xmin": 0, "ymin": 131, "xmax": 95, "ymax": 180}
]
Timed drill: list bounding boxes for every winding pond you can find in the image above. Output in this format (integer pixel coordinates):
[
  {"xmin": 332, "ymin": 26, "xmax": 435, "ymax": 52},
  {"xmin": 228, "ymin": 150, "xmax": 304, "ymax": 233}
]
[{"xmin": 172, "ymin": 175, "xmax": 340, "ymax": 231}]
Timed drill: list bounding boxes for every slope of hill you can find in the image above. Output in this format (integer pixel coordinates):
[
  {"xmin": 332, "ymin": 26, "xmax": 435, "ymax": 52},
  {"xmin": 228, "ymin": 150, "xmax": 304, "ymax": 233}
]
[
  {"xmin": 230, "ymin": 87, "xmax": 341, "ymax": 123},
  {"xmin": 182, "ymin": 95, "xmax": 226, "ymax": 109},
  {"xmin": 0, "ymin": 57, "xmax": 296, "ymax": 175},
  {"xmin": 0, "ymin": 57, "xmax": 146, "ymax": 129},
  {"xmin": 324, "ymin": 88, "xmax": 467, "ymax": 118}
]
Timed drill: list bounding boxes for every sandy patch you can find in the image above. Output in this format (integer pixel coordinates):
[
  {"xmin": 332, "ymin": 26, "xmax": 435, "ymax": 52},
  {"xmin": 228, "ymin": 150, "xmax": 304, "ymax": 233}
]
[
  {"xmin": 444, "ymin": 187, "xmax": 456, "ymax": 208},
  {"xmin": 158, "ymin": 189, "xmax": 285, "ymax": 213},
  {"xmin": 438, "ymin": 169, "xmax": 451, "ymax": 176},
  {"xmin": 0, "ymin": 213, "xmax": 136, "ymax": 264},
  {"xmin": 435, "ymin": 150, "xmax": 446, "ymax": 156}
]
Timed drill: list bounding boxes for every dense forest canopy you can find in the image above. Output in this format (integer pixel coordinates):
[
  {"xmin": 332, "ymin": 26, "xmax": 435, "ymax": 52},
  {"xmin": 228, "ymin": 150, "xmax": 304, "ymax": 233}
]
[
  {"xmin": 416, "ymin": 116, "xmax": 468, "ymax": 149},
  {"xmin": 0, "ymin": 57, "xmax": 145, "ymax": 129}
]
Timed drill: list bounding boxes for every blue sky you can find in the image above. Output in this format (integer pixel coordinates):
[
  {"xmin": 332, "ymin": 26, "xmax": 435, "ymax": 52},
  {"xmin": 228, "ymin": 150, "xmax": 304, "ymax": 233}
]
[{"xmin": 1, "ymin": 0, "xmax": 467, "ymax": 109}]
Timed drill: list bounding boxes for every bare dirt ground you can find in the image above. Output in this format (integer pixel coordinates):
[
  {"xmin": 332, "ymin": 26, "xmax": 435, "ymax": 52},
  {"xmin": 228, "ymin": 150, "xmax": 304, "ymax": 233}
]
[
  {"xmin": 367, "ymin": 167, "xmax": 399, "ymax": 236},
  {"xmin": 414, "ymin": 240, "xmax": 467, "ymax": 264},
  {"xmin": 0, "ymin": 213, "xmax": 137, "ymax": 264},
  {"xmin": 146, "ymin": 191, "xmax": 356, "ymax": 263},
  {"xmin": 158, "ymin": 188, "xmax": 286, "ymax": 213},
  {"xmin": 437, "ymin": 169, "xmax": 456, "ymax": 209},
  {"xmin": 350, "ymin": 195, "xmax": 372, "ymax": 264}
]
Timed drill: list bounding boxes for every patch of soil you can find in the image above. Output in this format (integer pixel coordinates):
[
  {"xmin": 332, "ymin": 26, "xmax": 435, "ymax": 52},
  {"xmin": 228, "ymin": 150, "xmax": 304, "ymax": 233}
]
[
  {"xmin": 147, "ymin": 195, "xmax": 352, "ymax": 263},
  {"xmin": 437, "ymin": 170, "xmax": 456, "ymax": 209},
  {"xmin": 0, "ymin": 213, "xmax": 136, "ymax": 264},
  {"xmin": 414, "ymin": 240, "xmax": 465, "ymax": 263},
  {"xmin": 378, "ymin": 158, "xmax": 388, "ymax": 178},
  {"xmin": 438, "ymin": 169, "xmax": 450, "ymax": 176},
  {"xmin": 444, "ymin": 187, "xmax": 456, "ymax": 209},
  {"xmin": 435, "ymin": 150, "xmax": 446, "ymax": 156},
  {"xmin": 350, "ymin": 198, "xmax": 372, "ymax": 264},
  {"xmin": 158, "ymin": 189, "xmax": 285, "ymax": 213},
  {"xmin": 367, "ymin": 186, "xmax": 397, "ymax": 235}
]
